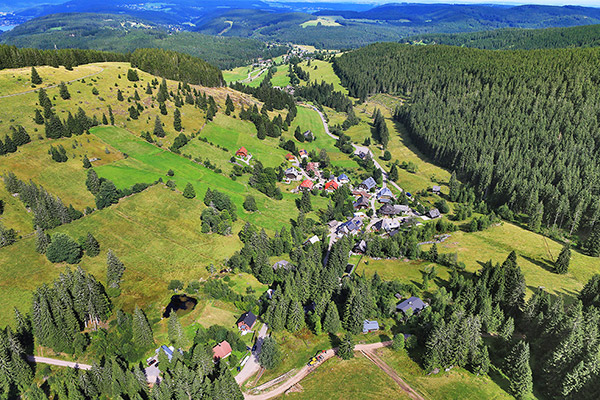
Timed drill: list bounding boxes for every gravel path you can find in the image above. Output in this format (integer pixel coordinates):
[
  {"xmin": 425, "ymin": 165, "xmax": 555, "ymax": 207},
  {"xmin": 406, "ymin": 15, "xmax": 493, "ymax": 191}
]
[{"xmin": 236, "ymin": 323, "xmax": 270, "ymax": 384}]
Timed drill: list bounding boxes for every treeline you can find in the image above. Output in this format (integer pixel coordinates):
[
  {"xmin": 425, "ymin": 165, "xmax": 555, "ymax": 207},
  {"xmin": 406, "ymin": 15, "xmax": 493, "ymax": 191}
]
[
  {"xmin": 3, "ymin": 172, "xmax": 83, "ymax": 230},
  {"xmin": 131, "ymin": 48, "xmax": 224, "ymax": 88},
  {"xmin": 0, "ymin": 125, "xmax": 30, "ymax": 155},
  {"xmin": 0, "ymin": 44, "xmax": 127, "ymax": 70},
  {"xmin": 335, "ymin": 43, "xmax": 600, "ymax": 238},
  {"xmin": 230, "ymin": 81, "xmax": 296, "ymax": 112},
  {"xmin": 86, "ymin": 169, "xmax": 154, "ymax": 210},
  {"xmin": 295, "ymin": 82, "xmax": 353, "ymax": 113}
]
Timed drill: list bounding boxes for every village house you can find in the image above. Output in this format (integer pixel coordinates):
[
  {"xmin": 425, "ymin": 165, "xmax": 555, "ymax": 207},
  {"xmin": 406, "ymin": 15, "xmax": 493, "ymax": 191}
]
[
  {"xmin": 328, "ymin": 220, "xmax": 339, "ymax": 230},
  {"xmin": 299, "ymin": 179, "xmax": 314, "ymax": 191},
  {"xmin": 378, "ymin": 203, "xmax": 409, "ymax": 216},
  {"xmin": 304, "ymin": 235, "xmax": 320, "ymax": 245},
  {"xmin": 285, "ymin": 153, "xmax": 297, "ymax": 162},
  {"xmin": 337, "ymin": 173, "xmax": 350, "ymax": 184},
  {"xmin": 353, "ymin": 239, "xmax": 367, "ymax": 254},
  {"xmin": 272, "ymin": 260, "xmax": 292, "ymax": 270},
  {"xmin": 235, "ymin": 147, "xmax": 249, "ymax": 159},
  {"xmin": 237, "ymin": 311, "xmax": 257, "ymax": 332},
  {"xmin": 396, "ymin": 297, "xmax": 427, "ymax": 316},
  {"xmin": 353, "ymin": 195, "xmax": 370, "ymax": 210},
  {"xmin": 284, "ymin": 167, "xmax": 301, "ymax": 181},
  {"xmin": 376, "ymin": 187, "xmax": 395, "ymax": 203},
  {"xmin": 373, "ymin": 218, "xmax": 401, "ymax": 232},
  {"xmin": 352, "ymin": 189, "xmax": 371, "ymax": 199},
  {"xmin": 358, "ymin": 177, "xmax": 377, "ymax": 191},
  {"xmin": 212, "ymin": 341, "xmax": 232, "ymax": 359},
  {"xmin": 362, "ymin": 320, "xmax": 380, "ymax": 334},
  {"xmin": 324, "ymin": 180, "xmax": 339, "ymax": 192},
  {"xmin": 299, "ymin": 149, "xmax": 308, "ymax": 159},
  {"xmin": 354, "ymin": 147, "xmax": 370, "ymax": 160},
  {"xmin": 337, "ymin": 216, "xmax": 363, "ymax": 236},
  {"xmin": 432, "ymin": 185, "xmax": 441, "ymax": 194},
  {"xmin": 306, "ymin": 162, "xmax": 320, "ymax": 176},
  {"xmin": 427, "ymin": 208, "xmax": 441, "ymax": 219}
]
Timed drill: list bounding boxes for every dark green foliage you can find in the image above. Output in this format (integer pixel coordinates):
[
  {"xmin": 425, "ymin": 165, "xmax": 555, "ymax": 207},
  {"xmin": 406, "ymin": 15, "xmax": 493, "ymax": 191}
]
[
  {"xmin": 338, "ymin": 332, "xmax": 355, "ymax": 360},
  {"xmin": 579, "ymin": 274, "xmax": 600, "ymax": 309},
  {"xmin": 85, "ymin": 169, "xmax": 101, "ymax": 195},
  {"xmin": 337, "ymin": 43, "xmax": 600, "ymax": 231},
  {"xmin": 203, "ymin": 188, "xmax": 237, "ymax": 220},
  {"xmin": 30, "ymin": 66, "xmax": 42, "ymax": 84},
  {"xmin": 108, "ymin": 105, "xmax": 114, "ymax": 125},
  {"xmin": 585, "ymin": 225, "xmax": 600, "ymax": 257},
  {"xmin": 167, "ymin": 310, "xmax": 184, "ymax": 347},
  {"xmin": 201, "ymin": 207, "xmax": 232, "ymax": 236},
  {"xmin": 10, "ymin": 125, "xmax": 30, "ymax": 147},
  {"xmin": 0, "ymin": 222, "xmax": 17, "ymax": 248},
  {"xmin": 126, "ymin": 68, "xmax": 139, "ymax": 81},
  {"xmin": 82, "ymin": 155, "xmax": 92, "ymax": 169},
  {"xmin": 182, "ymin": 182, "xmax": 196, "ymax": 199},
  {"xmin": 95, "ymin": 180, "xmax": 120, "ymax": 209},
  {"xmin": 170, "ymin": 133, "xmax": 188, "ymax": 153},
  {"xmin": 258, "ymin": 336, "xmax": 281, "ymax": 369},
  {"xmin": 505, "ymin": 341, "xmax": 533, "ymax": 399},
  {"xmin": 382, "ymin": 150, "xmax": 391, "ymax": 161},
  {"xmin": 554, "ymin": 243, "xmax": 571, "ymax": 274},
  {"xmin": 59, "ymin": 81, "xmax": 70, "ymax": 99},
  {"xmin": 3, "ymin": 135, "xmax": 16, "ymax": 153},
  {"xmin": 296, "ymin": 190, "xmax": 312, "ymax": 213},
  {"xmin": 132, "ymin": 307, "xmax": 154, "ymax": 349},
  {"xmin": 84, "ymin": 233, "xmax": 100, "ymax": 257},
  {"xmin": 33, "ymin": 109, "xmax": 44, "ymax": 124},
  {"xmin": 392, "ymin": 333, "xmax": 405, "ymax": 351},
  {"xmin": 44, "ymin": 114, "xmax": 64, "ymax": 139},
  {"xmin": 248, "ymin": 161, "xmax": 282, "ymax": 200},
  {"xmin": 106, "ymin": 249, "xmax": 125, "ymax": 294},
  {"xmin": 243, "ymin": 195, "xmax": 257, "ymax": 212},
  {"xmin": 173, "ymin": 108, "xmax": 182, "ymax": 131},
  {"xmin": 225, "ymin": 94, "xmax": 234, "ymax": 115},
  {"xmin": 46, "ymin": 233, "xmax": 82, "ymax": 264},
  {"xmin": 116, "ymin": 89, "xmax": 123, "ymax": 101},
  {"xmin": 49, "ymin": 145, "xmax": 68, "ymax": 162},
  {"xmin": 153, "ymin": 116, "xmax": 165, "ymax": 137}
]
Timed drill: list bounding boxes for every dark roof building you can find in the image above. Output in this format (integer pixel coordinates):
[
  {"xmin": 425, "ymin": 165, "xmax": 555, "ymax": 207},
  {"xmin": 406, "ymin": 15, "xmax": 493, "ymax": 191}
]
[
  {"xmin": 237, "ymin": 311, "xmax": 257, "ymax": 332},
  {"xmin": 359, "ymin": 177, "xmax": 377, "ymax": 191},
  {"xmin": 427, "ymin": 208, "xmax": 441, "ymax": 219},
  {"xmin": 353, "ymin": 195, "xmax": 370, "ymax": 210},
  {"xmin": 396, "ymin": 297, "xmax": 426, "ymax": 315}
]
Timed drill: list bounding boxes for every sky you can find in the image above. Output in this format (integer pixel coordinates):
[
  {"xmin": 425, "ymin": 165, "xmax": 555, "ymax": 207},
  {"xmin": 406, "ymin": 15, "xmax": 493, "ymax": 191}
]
[{"xmin": 276, "ymin": 0, "xmax": 600, "ymax": 6}]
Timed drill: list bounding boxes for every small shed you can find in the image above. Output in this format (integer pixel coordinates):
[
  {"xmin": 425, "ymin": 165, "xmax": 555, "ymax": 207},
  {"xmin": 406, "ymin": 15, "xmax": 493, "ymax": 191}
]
[
  {"xmin": 432, "ymin": 185, "xmax": 441, "ymax": 194},
  {"xmin": 285, "ymin": 153, "xmax": 297, "ymax": 162},
  {"xmin": 304, "ymin": 235, "xmax": 320, "ymax": 245},
  {"xmin": 362, "ymin": 320, "xmax": 380, "ymax": 333},
  {"xmin": 273, "ymin": 260, "xmax": 291, "ymax": 270}
]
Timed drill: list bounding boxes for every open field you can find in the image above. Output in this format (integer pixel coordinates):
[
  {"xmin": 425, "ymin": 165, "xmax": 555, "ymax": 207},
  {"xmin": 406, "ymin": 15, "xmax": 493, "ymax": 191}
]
[
  {"xmin": 271, "ymin": 65, "xmax": 291, "ymax": 87},
  {"xmin": 0, "ymin": 64, "xmax": 102, "ymax": 96},
  {"xmin": 300, "ymin": 17, "xmax": 343, "ymax": 28},
  {"xmin": 284, "ymin": 353, "xmax": 413, "ymax": 400},
  {"xmin": 299, "ymin": 59, "xmax": 347, "ymax": 94},
  {"xmin": 377, "ymin": 347, "xmax": 514, "ymax": 400}
]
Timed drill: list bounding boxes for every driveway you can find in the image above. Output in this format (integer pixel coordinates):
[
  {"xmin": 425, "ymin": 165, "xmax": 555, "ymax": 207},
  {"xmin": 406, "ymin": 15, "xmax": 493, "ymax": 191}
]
[{"xmin": 236, "ymin": 323, "xmax": 269, "ymax": 384}]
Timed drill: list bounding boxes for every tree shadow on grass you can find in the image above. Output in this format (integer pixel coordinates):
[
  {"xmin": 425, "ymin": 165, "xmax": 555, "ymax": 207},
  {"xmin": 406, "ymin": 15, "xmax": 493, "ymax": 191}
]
[
  {"xmin": 328, "ymin": 332, "xmax": 341, "ymax": 349},
  {"xmin": 487, "ymin": 364, "xmax": 513, "ymax": 398},
  {"xmin": 378, "ymin": 333, "xmax": 392, "ymax": 343},
  {"xmin": 521, "ymin": 254, "xmax": 555, "ymax": 274}
]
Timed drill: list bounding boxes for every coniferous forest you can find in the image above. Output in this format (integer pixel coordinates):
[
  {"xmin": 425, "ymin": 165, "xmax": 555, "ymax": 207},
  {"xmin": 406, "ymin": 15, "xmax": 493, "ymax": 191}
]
[{"xmin": 335, "ymin": 43, "xmax": 600, "ymax": 237}]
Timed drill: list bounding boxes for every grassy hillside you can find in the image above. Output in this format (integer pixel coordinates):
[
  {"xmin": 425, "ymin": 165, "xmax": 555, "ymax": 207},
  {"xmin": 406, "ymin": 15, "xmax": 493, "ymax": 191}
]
[{"xmin": 0, "ymin": 13, "xmax": 287, "ymax": 69}]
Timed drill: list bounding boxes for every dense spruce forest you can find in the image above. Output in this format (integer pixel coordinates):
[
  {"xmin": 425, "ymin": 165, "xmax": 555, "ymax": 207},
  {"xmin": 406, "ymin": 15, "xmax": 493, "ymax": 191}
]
[
  {"xmin": 0, "ymin": 13, "xmax": 288, "ymax": 70},
  {"xmin": 0, "ymin": 45, "xmax": 223, "ymax": 87},
  {"xmin": 405, "ymin": 24, "xmax": 600, "ymax": 50},
  {"xmin": 335, "ymin": 43, "xmax": 600, "ymax": 241}
]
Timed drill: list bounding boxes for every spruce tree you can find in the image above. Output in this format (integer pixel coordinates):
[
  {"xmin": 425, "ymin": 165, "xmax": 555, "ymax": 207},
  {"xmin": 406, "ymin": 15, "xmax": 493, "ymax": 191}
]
[
  {"xmin": 46, "ymin": 233, "xmax": 82, "ymax": 264},
  {"xmin": 168, "ymin": 311, "xmax": 185, "ymax": 348},
  {"xmin": 31, "ymin": 67, "xmax": 42, "ymax": 85},
  {"xmin": 258, "ymin": 336, "xmax": 281, "ymax": 369},
  {"xmin": 286, "ymin": 298, "xmax": 305, "ymax": 332},
  {"xmin": 34, "ymin": 109, "xmax": 44, "ymax": 125},
  {"xmin": 35, "ymin": 226, "xmax": 49, "ymax": 254},
  {"xmin": 85, "ymin": 169, "xmax": 101, "ymax": 195},
  {"xmin": 85, "ymin": 233, "xmax": 100, "ymax": 257},
  {"xmin": 243, "ymin": 195, "xmax": 257, "ymax": 212},
  {"xmin": 585, "ymin": 226, "xmax": 600, "ymax": 257},
  {"xmin": 338, "ymin": 332, "xmax": 355, "ymax": 360},
  {"xmin": 182, "ymin": 183, "xmax": 196, "ymax": 199},
  {"xmin": 82, "ymin": 155, "xmax": 92, "ymax": 169},
  {"xmin": 449, "ymin": 171, "xmax": 460, "ymax": 202},
  {"xmin": 173, "ymin": 108, "xmax": 182, "ymax": 131},
  {"xmin": 106, "ymin": 249, "xmax": 125, "ymax": 290},
  {"xmin": 102, "ymin": 113, "xmax": 108, "ymax": 125},
  {"xmin": 132, "ymin": 307, "xmax": 154, "ymax": 349},
  {"xmin": 225, "ymin": 94, "xmax": 234, "ymax": 115},
  {"xmin": 116, "ymin": 89, "xmax": 124, "ymax": 101},
  {"xmin": 555, "ymin": 243, "xmax": 571, "ymax": 274},
  {"xmin": 59, "ymin": 82, "xmax": 70, "ymax": 100},
  {"xmin": 153, "ymin": 116, "xmax": 165, "ymax": 137},
  {"xmin": 323, "ymin": 301, "xmax": 341, "ymax": 334},
  {"xmin": 95, "ymin": 180, "xmax": 120, "ymax": 209},
  {"xmin": 108, "ymin": 105, "xmax": 114, "ymax": 125},
  {"xmin": 505, "ymin": 341, "xmax": 533, "ymax": 400}
]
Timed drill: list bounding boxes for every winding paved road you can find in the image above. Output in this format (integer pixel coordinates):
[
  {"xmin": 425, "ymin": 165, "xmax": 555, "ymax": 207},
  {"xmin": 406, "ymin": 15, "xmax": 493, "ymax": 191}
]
[
  {"xmin": 236, "ymin": 323, "xmax": 270, "ymax": 384},
  {"xmin": 306, "ymin": 104, "xmax": 403, "ymax": 193},
  {"xmin": 0, "ymin": 66, "xmax": 105, "ymax": 99}
]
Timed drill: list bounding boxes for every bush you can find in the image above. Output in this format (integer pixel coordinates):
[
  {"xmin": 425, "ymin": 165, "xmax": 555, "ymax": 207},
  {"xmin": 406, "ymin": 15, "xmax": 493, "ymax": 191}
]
[{"xmin": 46, "ymin": 233, "xmax": 82, "ymax": 264}]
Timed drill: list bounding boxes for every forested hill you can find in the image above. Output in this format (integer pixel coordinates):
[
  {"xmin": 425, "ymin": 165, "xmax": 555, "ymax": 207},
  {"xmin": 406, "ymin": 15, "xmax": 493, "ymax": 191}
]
[
  {"xmin": 334, "ymin": 43, "xmax": 600, "ymax": 234},
  {"xmin": 404, "ymin": 24, "xmax": 600, "ymax": 50},
  {"xmin": 0, "ymin": 13, "xmax": 287, "ymax": 70},
  {"xmin": 0, "ymin": 44, "xmax": 224, "ymax": 87}
]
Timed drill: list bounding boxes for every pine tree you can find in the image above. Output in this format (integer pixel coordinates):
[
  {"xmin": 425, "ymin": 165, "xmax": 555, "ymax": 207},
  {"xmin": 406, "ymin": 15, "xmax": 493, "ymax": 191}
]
[
  {"xmin": 585, "ymin": 226, "xmax": 600, "ymax": 257},
  {"xmin": 108, "ymin": 105, "xmax": 114, "ymax": 125},
  {"xmin": 323, "ymin": 301, "xmax": 341, "ymax": 334},
  {"xmin": 59, "ymin": 82, "xmax": 70, "ymax": 100},
  {"xmin": 258, "ymin": 336, "xmax": 281, "ymax": 369},
  {"xmin": 286, "ymin": 298, "xmax": 305, "ymax": 332},
  {"xmin": 35, "ymin": 226, "xmax": 49, "ymax": 254},
  {"xmin": 46, "ymin": 233, "xmax": 82, "ymax": 264},
  {"xmin": 298, "ymin": 190, "xmax": 312, "ymax": 213},
  {"xmin": 145, "ymin": 83, "xmax": 152, "ymax": 95},
  {"xmin": 85, "ymin": 169, "xmax": 101, "ymax": 195},
  {"xmin": 95, "ymin": 180, "xmax": 120, "ymax": 209},
  {"xmin": 167, "ymin": 311, "xmax": 184, "ymax": 348},
  {"xmin": 85, "ymin": 233, "xmax": 100, "ymax": 257},
  {"xmin": 116, "ymin": 89, "xmax": 124, "ymax": 101},
  {"xmin": 102, "ymin": 113, "xmax": 108, "ymax": 125},
  {"xmin": 106, "ymin": 249, "xmax": 125, "ymax": 290},
  {"xmin": 173, "ymin": 108, "xmax": 182, "ymax": 131},
  {"xmin": 3, "ymin": 135, "xmax": 16, "ymax": 153},
  {"xmin": 82, "ymin": 155, "xmax": 92, "ymax": 169},
  {"xmin": 31, "ymin": 67, "xmax": 42, "ymax": 85},
  {"xmin": 389, "ymin": 163, "xmax": 398, "ymax": 182},
  {"xmin": 225, "ymin": 94, "xmax": 235, "ymax": 115},
  {"xmin": 257, "ymin": 123, "xmax": 266, "ymax": 140},
  {"xmin": 449, "ymin": 171, "xmax": 460, "ymax": 202},
  {"xmin": 555, "ymin": 243, "xmax": 571, "ymax": 274},
  {"xmin": 34, "ymin": 109, "xmax": 44, "ymax": 125},
  {"xmin": 505, "ymin": 341, "xmax": 533, "ymax": 400},
  {"xmin": 243, "ymin": 195, "xmax": 257, "ymax": 212},
  {"xmin": 499, "ymin": 316, "xmax": 514, "ymax": 342},
  {"xmin": 528, "ymin": 201, "xmax": 544, "ymax": 232},
  {"xmin": 338, "ymin": 332, "xmax": 355, "ymax": 360},
  {"xmin": 153, "ymin": 116, "xmax": 165, "ymax": 137},
  {"xmin": 182, "ymin": 183, "xmax": 196, "ymax": 199},
  {"xmin": 132, "ymin": 307, "xmax": 154, "ymax": 349}
]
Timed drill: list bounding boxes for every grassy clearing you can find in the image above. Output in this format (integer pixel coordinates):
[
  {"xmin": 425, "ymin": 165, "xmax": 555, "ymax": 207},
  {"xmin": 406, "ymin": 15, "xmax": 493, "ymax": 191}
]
[
  {"xmin": 299, "ymin": 59, "xmax": 347, "ymax": 95},
  {"xmin": 300, "ymin": 17, "xmax": 342, "ymax": 28},
  {"xmin": 285, "ymin": 353, "xmax": 413, "ymax": 400},
  {"xmin": 377, "ymin": 347, "xmax": 513, "ymax": 400},
  {"xmin": 0, "ymin": 64, "xmax": 102, "ymax": 96},
  {"xmin": 270, "ymin": 65, "xmax": 291, "ymax": 87},
  {"xmin": 223, "ymin": 65, "xmax": 253, "ymax": 83}
]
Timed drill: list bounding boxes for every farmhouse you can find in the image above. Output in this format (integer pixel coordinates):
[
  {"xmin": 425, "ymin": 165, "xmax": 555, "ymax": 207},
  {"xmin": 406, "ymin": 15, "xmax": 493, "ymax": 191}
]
[
  {"xmin": 378, "ymin": 203, "xmax": 408, "ymax": 216},
  {"xmin": 396, "ymin": 297, "xmax": 427, "ymax": 315},
  {"xmin": 237, "ymin": 311, "xmax": 257, "ymax": 332},
  {"xmin": 285, "ymin": 153, "xmax": 297, "ymax": 162},
  {"xmin": 432, "ymin": 185, "xmax": 441, "ymax": 194},
  {"xmin": 212, "ymin": 341, "xmax": 232, "ymax": 359},
  {"xmin": 374, "ymin": 218, "xmax": 401, "ymax": 232},
  {"xmin": 324, "ymin": 180, "xmax": 339, "ymax": 192},
  {"xmin": 363, "ymin": 320, "xmax": 380, "ymax": 333},
  {"xmin": 376, "ymin": 187, "xmax": 394, "ymax": 203},
  {"xmin": 337, "ymin": 173, "xmax": 350, "ymax": 184},
  {"xmin": 427, "ymin": 208, "xmax": 441, "ymax": 219},
  {"xmin": 358, "ymin": 177, "xmax": 377, "ymax": 191},
  {"xmin": 299, "ymin": 179, "xmax": 314, "ymax": 190},
  {"xmin": 285, "ymin": 167, "xmax": 301, "ymax": 181},
  {"xmin": 235, "ymin": 147, "xmax": 249, "ymax": 158},
  {"xmin": 353, "ymin": 195, "xmax": 370, "ymax": 210}
]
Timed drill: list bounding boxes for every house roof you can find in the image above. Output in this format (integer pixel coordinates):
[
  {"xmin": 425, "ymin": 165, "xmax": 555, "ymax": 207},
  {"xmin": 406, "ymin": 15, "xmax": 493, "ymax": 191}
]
[
  {"xmin": 159, "ymin": 345, "xmax": 174, "ymax": 361},
  {"xmin": 352, "ymin": 190, "xmax": 371, "ymax": 198},
  {"xmin": 363, "ymin": 320, "xmax": 379, "ymax": 332},
  {"xmin": 237, "ymin": 311, "xmax": 257, "ymax": 327},
  {"xmin": 354, "ymin": 239, "xmax": 367, "ymax": 253},
  {"xmin": 338, "ymin": 173, "xmax": 349, "ymax": 181},
  {"xmin": 303, "ymin": 130, "xmax": 313, "ymax": 137},
  {"xmin": 360, "ymin": 177, "xmax": 376, "ymax": 190},
  {"xmin": 212, "ymin": 341, "xmax": 232, "ymax": 359},
  {"xmin": 427, "ymin": 208, "xmax": 441, "ymax": 218},
  {"xmin": 306, "ymin": 162, "xmax": 319, "ymax": 172},
  {"xmin": 396, "ymin": 297, "xmax": 426, "ymax": 314},
  {"xmin": 328, "ymin": 220, "xmax": 339, "ymax": 229},
  {"xmin": 236, "ymin": 147, "xmax": 248, "ymax": 156},
  {"xmin": 273, "ymin": 260, "xmax": 291, "ymax": 270},
  {"xmin": 325, "ymin": 180, "xmax": 338, "ymax": 191},
  {"xmin": 304, "ymin": 235, "xmax": 320, "ymax": 245},
  {"xmin": 377, "ymin": 187, "xmax": 394, "ymax": 199},
  {"xmin": 285, "ymin": 167, "xmax": 300, "ymax": 176},
  {"xmin": 432, "ymin": 185, "xmax": 441, "ymax": 192},
  {"xmin": 299, "ymin": 149, "xmax": 308, "ymax": 157},
  {"xmin": 353, "ymin": 195, "xmax": 370, "ymax": 208},
  {"xmin": 285, "ymin": 153, "xmax": 296, "ymax": 161},
  {"xmin": 378, "ymin": 203, "xmax": 400, "ymax": 215},
  {"xmin": 300, "ymin": 179, "xmax": 314, "ymax": 189}
]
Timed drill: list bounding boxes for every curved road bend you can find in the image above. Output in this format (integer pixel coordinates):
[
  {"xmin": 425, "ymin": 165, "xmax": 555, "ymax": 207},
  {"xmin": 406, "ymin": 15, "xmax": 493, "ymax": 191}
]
[{"xmin": 306, "ymin": 104, "xmax": 403, "ymax": 193}]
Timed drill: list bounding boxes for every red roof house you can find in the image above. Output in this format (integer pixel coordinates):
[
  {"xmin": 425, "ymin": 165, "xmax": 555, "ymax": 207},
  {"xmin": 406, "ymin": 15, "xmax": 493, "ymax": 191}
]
[
  {"xmin": 235, "ymin": 147, "xmax": 248, "ymax": 158},
  {"xmin": 324, "ymin": 180, "xmax": 339, "ymax": 191},
  {"xmin": 299, "ymin": 179, "xmax": 314, "ymax": 190},
  {"xmin": 212, "ymin": 341, "xmax": 232, "ymax": 359},
  {"xmin": 299, "ymin": 149, "xmax": 308, "ymax": 158},
  {"xmin": 285, "ymin": 153, "xmax": 296, "ymax": 162}
]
